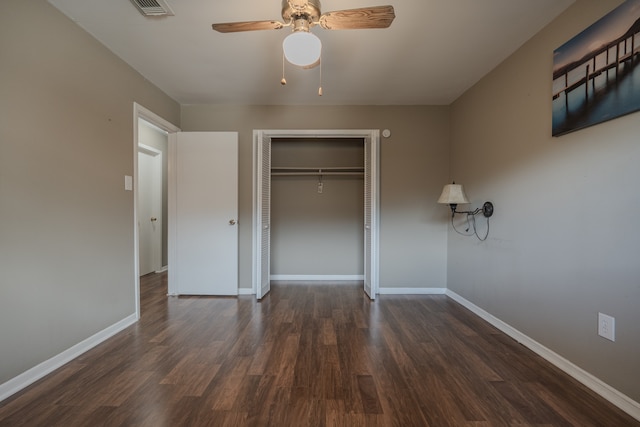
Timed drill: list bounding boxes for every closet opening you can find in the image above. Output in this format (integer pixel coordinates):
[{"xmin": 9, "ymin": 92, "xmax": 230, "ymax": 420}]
[
  {"xmin": 253, "ymin": 129, "xmax": 380, "ymax": 300},
  {"xmin": 270, "ymin": 138, "xmax": 365, "ymax": 282}
]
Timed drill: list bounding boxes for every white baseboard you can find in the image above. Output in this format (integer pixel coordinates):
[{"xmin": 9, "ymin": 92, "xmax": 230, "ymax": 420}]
[
  {"xmin": 154, "ymin": 265, "xmax": 168, "ymax": 273},
  {"xmin": 168, "ymin": 289, "xmax": 253, "ymax": 296},
  {"xmin": 270, "ymin": 275, "xmax": 364, "ymax": 281},
  {"xmin": 445, "ymin": 289, "xmax": 640, "ymax": 422},
  {"xmin": 0, "ymin": 313, "xmax": 138, "ymax": 403},
  {"xmin": 378, "ymin": 287, "xmax": 446, "ymax": 295}
]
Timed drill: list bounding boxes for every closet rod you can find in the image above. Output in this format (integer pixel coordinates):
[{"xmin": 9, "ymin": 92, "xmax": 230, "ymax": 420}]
[
  {"xmin": 271, "ymin": 166, "xmax": 364, "ymax": 171},
  {"xmin": 271, "ymin": 166, "xmax": 364, "ymax": 177},
  {"xmin": 271, "ymin": 171, "xmax": 364, "ymax": 177}
]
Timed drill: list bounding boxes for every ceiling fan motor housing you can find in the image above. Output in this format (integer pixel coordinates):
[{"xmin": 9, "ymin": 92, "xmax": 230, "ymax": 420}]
[{"xmin": 282, "ymin": 0, "xmax": 321, "ymax": 24}]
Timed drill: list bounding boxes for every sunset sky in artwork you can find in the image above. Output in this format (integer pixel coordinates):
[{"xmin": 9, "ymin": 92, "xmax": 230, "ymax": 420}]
[{"xmin": 553, "ymin": 0, "xmax": 640, "ymax": 71}]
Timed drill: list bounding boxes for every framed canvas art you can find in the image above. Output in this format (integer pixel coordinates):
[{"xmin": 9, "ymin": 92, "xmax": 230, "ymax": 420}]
[{"xmin": 552, "ymin": 0, "xmax": 640, "ymax": 136}]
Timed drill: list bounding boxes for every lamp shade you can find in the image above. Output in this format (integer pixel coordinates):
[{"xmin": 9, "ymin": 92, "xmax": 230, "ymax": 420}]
[
  {"xmin": 437, "ymin": 183, "xmax": 469, "ymax": 205},
  {"xmin": 283, "ymin": 31, "xmax": 321, "ymax": 67}
]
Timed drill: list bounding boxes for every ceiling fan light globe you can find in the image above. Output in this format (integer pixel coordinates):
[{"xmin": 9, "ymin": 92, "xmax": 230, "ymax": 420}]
[{"xmin": 283, "ymin": 32, "xmax": 322, "ymax": 67}]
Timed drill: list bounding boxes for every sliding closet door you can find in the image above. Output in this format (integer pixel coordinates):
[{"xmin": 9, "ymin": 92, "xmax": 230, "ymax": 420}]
[{"xmin": 254, "ymin": 131, "xmax": 271, "ymax": 299}]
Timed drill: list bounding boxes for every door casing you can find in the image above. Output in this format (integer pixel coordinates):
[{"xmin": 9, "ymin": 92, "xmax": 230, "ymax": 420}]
[{"xmin": 133, "ymin": 103, "xmax": 180, "ymax": 318}]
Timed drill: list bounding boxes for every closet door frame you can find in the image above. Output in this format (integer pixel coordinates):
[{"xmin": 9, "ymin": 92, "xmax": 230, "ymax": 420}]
[{"xmin": 252, "ymin": 129, "xmax": 380, "ymax": 299}]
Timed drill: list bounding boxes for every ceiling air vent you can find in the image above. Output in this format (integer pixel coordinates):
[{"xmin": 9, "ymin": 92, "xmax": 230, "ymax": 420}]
[{"xmin": 130, "ymin": 0, "xmax": 174, "ymax": 16}]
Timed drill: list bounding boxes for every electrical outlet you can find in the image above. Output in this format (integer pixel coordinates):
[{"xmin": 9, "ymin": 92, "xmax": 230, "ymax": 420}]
[{"xmin": 598, "ymin": 312, "xmax": 615, "ymax": 342}]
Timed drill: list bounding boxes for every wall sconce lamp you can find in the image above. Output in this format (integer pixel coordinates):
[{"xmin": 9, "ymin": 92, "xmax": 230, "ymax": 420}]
[{"xmin": 437, "ymin": 182, "xmax": 494, "ymax": 240}]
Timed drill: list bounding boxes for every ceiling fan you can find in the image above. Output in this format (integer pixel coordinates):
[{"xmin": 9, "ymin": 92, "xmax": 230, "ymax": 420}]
[
  {"xmin": 212, "ymin": 0, "xmax": 395, "ymax": 33},
  {"xmin": 212, "ymin": 0, "xmax": 395, "ymax": 68}
]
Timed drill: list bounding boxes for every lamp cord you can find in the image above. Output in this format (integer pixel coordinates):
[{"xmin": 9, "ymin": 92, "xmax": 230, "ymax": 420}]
[{"xmin": 451, "ymin": 213, "xmax": 490, "ymax": 241}]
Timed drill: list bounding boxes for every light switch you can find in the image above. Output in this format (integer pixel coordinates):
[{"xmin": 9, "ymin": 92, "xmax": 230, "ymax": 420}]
[{"xmin": 125, "ymin": 175, "xmax": 133, "ymax": 191}]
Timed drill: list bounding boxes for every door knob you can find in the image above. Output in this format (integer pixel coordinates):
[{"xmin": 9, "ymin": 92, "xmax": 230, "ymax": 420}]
[
  {"xmin": 229, "ymin": 219, "xmax": 237, "ymax": 225},
  {"xmin": 151, "ymin": 217, "xmax": 157, "ymax": 222}
]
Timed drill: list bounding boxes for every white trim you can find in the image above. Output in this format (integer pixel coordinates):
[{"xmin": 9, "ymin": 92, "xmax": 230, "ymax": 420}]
[
  {"xmin": 446, "ymin": 289, "xmax": 640, "ymax": 422},
  {"xmin": 0, "ymin": 314, "xmax": 137, "ymax": 403},
  {"xmin": 252, "ymin": 132, "xmax": 258, "ymax": 297},
  {"xmin": 154, "ymin": 265, "xmax": 168, "ymax": 273},
  {"xmin": 238, "ymin": 288, "xmax": 254, "ymax": 295},
  {"xmin": 134, "ymin": 103, "xmax": 180, "ymax": 133},
  {"xmin": 138, "ymin": 143, "xmax": 162, "ymax": 157},
  {"xmin": 379, "ymin": 287, "xmax": 446, "ymax": 295},
  {"xmin": 133, "ymin": 103, "xmax": 180, "ymax": 313},
  {"xmin": 138, "ymin": 144, "xmax": 162, "ymax": 157},
  {"xmin": 270, "ymin": 275, "xmax": 364, "ymax": 281},
  {"xmin": 167, "ymin": 132, "xmax": 178, "ymax": 295},
  {"xmin": 252, "ymin": 129, "xmax": 380, "ymax": 138}
]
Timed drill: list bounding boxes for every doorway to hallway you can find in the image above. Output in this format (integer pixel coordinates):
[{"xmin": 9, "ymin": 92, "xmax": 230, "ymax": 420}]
[{"xmin": 133, "ymin": 103, "xmax": 180, "ymax": 317}]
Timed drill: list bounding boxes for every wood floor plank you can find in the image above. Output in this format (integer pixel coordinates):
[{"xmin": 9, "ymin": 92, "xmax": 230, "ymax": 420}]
[
  {"xmin": 356, "ymin": 374, "xmax": 383, "ymax": 414},
  {"xmin": 89, "ymin": 369, "xmax": 154, "ymax": 407},
  {"xmin": 160, "ymin": 351, "xmax": 221, "ymax": 397},
  {"xmin": 274, "ymin": 334, "xmax": 300, "ymax": 388},
  {"xmin": 0, "ymin": 274, "xmax": 638, "ymax": 427},
  {"xmin": 209, "ymin": 357, "xmax": 252, "ymax": 411}
]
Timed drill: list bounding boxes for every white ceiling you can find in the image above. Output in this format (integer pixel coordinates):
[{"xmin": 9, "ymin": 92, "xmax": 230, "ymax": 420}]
[{"xmin": 48, "ymin": 0, "xmax": 575, "ymax": 106}]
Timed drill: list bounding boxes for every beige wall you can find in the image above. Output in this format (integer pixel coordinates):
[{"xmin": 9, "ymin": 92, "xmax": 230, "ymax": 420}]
[
  {"xmin": 0, "ymin": 0, "xmax": 180, "ymax": 384},
  {"xmin": 181, "ymin": 105, "xmax": 451, "ymax": 290},
  {"xmin": 450, "ymin": 0, "xmax": 640, "ymax": 402}
]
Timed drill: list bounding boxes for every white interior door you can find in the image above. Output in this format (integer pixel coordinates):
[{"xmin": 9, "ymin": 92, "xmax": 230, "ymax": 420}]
[
  {"xmin": 171, "ymin": 132, "xmax": 238, "ymax": 295},
  {"xmin": 138, "ymin": 145, "xmax": 162, "ymax": 275}
]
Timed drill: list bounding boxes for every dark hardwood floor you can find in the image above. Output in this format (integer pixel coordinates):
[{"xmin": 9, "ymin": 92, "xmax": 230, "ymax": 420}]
[{"xmin": 0, "ymin": 272, "xmax": 637, "ymax": 426}]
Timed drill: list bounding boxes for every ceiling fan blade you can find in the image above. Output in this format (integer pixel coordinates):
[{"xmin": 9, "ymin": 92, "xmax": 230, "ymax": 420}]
[
  {"xmin": 212, "ymin": 20, "xmax": 285, "ymax": 33},
  {"xmin": 318, "ymin": 5, "xmax": 395, "ymax": 30}
]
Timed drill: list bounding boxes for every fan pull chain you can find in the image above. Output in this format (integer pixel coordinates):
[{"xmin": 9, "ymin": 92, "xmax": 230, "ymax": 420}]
[
  {"xmin": 318, "ymin": 57, "xmax": 323, "ymax": 96},
  {"xmin": 281, "ymin": 52, "xmax": 287, "ymax": 85}
]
